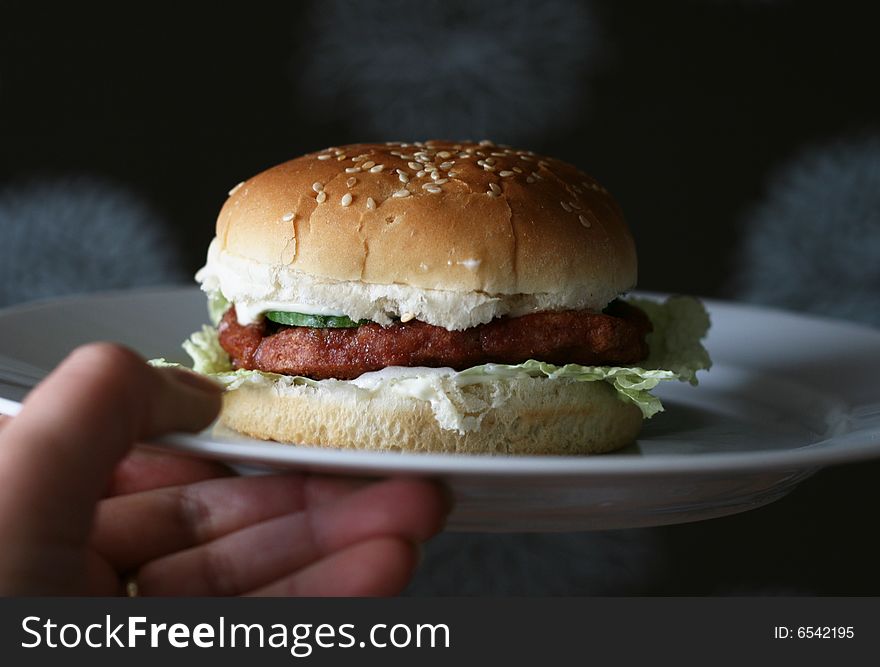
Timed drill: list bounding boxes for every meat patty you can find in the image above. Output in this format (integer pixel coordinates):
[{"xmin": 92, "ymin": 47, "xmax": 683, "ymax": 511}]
[{"xmin": 218, "ymin": 301, "xmax": 652, "ymax": 380}]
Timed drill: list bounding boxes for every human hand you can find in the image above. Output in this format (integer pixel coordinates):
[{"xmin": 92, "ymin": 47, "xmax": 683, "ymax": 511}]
[{"xmin": 0, "ymin": 344, "xmax": 448, "ymax": 596}]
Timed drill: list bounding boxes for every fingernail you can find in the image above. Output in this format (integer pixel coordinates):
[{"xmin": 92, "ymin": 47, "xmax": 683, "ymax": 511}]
[{"xmin": 166, "ymin": 368, "xmax": 223, "ymax": 394}]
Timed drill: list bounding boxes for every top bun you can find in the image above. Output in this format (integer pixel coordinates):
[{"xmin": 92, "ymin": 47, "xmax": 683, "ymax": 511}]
[{"xmin": 206, "ymin": 140, "xmax": 637, "ymax": 329}]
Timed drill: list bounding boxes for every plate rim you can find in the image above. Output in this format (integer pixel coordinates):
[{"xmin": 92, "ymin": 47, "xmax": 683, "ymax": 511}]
[{"xmin": 2, "ymin": 286, "xmax": 880, "ymax": 478}]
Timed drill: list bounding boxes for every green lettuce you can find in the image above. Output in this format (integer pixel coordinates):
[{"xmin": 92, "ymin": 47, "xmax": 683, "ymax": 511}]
[
  {"xmin": 207, "ymin": 291, "xmax": 231, "ymax": 326},
  {"xmin": 629, "ymin": 296, "xmax": 712, "ymax": 385},
  {"xmin": 453, "ymin": 296, "xmax": 711, "ymax": 417},
  {"xmin": 182, "ymin": 325, "xmax": 234, "ymax": 374},
  {"xmin": 156, "ymin": 295, "xmax": 711, "ymax": 419}
]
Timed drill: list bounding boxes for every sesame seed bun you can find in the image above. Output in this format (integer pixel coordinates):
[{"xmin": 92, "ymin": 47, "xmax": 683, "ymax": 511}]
[
  {"xmin": 200, "ymin": 140, "xmax": 645, "ymax": 455},
  {"xmin": 205, "ymin": 140, "xmax": 637, "ymax": 330}
]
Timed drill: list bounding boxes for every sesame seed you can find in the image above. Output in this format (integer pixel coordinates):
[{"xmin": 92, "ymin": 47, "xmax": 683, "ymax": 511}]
[
  {"xmin": 424, "ymin": 165, "xmax": 438, "ymax": 172},
  {"xmin": 482, "ymin": 164, "xmax": 496, "ymax": 172},
  {"xmin": 490, "ymin": 152, "xmax": 506, "ymax": 157},
  {"xmin": 416, "ymin": 170, "xmax": 426, "ymax": 177},
  {"xmin": 431, "ymin": 171, "xmax": 441, "ymax": 180},
  {"xmin": 400, "ymin": 312, "xmax": 415, "ymax": 322},
  {"xmin": 439, "ymin": 161, "xmax": 454, "ymax": 170},
  {"xmin": 408, "ymin": 161, "xmax": 421, "ymax": 170},
  {"xmin": 479, "ymin": 139, "xmax": 494, "ymax": 146},
  {"xmin": 486, "ymin": 190, "xmax": 499, "ymax": 197},
  {"xmin": 526, "ymin": 176, "xmax": 535, "ymax": 183},
  {"xmin": 282, "ymin": 212, "xmax": 294, "ymax": 221},
  {"xmin": 531, "ymin": 171, "xmax": 543, "ymax": 180},
  {"xmin": 228, "ymin": 181, "xmax": 245, "ymax": 196},
  {"xmin": 392, "ymin": 189, "xmax": 411, "ymax": 198},
  {"xmin": 499, "ymin": 170, "xmax": 514, "ymax": 177},
  {"xmin": 312, "ymin": 182, "xmax": 324, "ymax": 193},
  {"xmin": 437, "ymin": 151, "xmax": 451, "ymax": 159},
  {"xmin": 316, "ymin": 191, "xmax": 327, "ymax": 203},
  {"xmin": 520, "ymin": 155, "xmax": 533, "ymax": 161},
  {"xmin": 345, "ymin": 167, "xmax": 361, "ymax": 173},
  {"xmin": 317, "ymin": 154, "xmax": 331, "ymax": 160},
  {"xmin": 569, "ymin": 201, "xmax": 582, "ymax": 210},
  {"xmin": 346, "ymin": 177, "xmax": 357, "ymax": 187},
  {"xmin": 423, "ymin": 184, "xmax": 441, "ymax": 193},
  {"xmin": 513, "ymin": 167, "xmax": 523, "ymax": 173},
  {"xmin": 352, "ymin": 155, "xmax": 367, "ymax": 162},
  {"xmin": 399, "ymin": 173, "xmax": 410, "ymax": 183},
  {"xmin": 336, "ymin": 155, "xmax": 347, "ymax": 161},
  {"xmin": 489, "ymin": 183, "xmax": 502, "ymax": 194},
  {"xmin": 484, "ymin": 157, "xmax": 496, "ymax": 165},
  {"xmin": 366, "ymin": 197, "xmax": 376, "ymax": 210},
  {"xmin": 560, "ymin": 201, "xmax": 572, "ymax": 212},
  {"xmin": 396, "ymin": 168, "xmax": 408, "ymax": 176},
  {"xmin": 457, "ymin": 152, "xmax": 470, "ymax": 158},
  {"xmin": 433, "ymin": 178, "xmax": 449, "ymax": 184},
  {"xmin": 362, "ymin": 160, "xmax": 375, "ymax": 169},
  {"xmin": 447, "ymin": 171, "xmax": 457, "ymax": 178},
  {"xmin": 370, "ymin": 164, "xmax": 385, "ymax": 173},
  {"xmin": 334, "ymin": 150, "xmax": 344, "ymax": 156},
  {"xmin": 341, "ymin": 193, "xmax": 353, "ymax": 206},
  {"xmin": 579, "ymin": 215, "xmax": 591, "ymax": 228}
]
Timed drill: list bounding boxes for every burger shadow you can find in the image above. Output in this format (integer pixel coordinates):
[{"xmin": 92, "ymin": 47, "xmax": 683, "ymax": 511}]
[{"xmin": 614, "ymin": 403, "xmax": 721, "ymax": 456}]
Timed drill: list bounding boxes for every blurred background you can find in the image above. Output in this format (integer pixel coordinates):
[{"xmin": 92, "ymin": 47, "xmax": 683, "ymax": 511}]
[{"xmin": 1, "ymin": 0, "xmax": 878, "ymax": 594}]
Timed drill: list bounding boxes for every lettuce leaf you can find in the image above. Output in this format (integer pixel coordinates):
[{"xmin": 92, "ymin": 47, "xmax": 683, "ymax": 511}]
[
  {"xmin": 182, "ymin": 325, "xmax": 233, "ymax": 374},
  {"xmin": 157, "ymin": 295, "xmax": 711, "ymax": 420},
  {"xmin": 629, "ymin": 295, "xmax": 712, "ymax": 384},
  {"xmin": 206, "ymin": 291, "xmax": 230, "ymax": 327},
  {"xmin": 454, "ymin": 296, "xmax": 711, "ymax": 418}
]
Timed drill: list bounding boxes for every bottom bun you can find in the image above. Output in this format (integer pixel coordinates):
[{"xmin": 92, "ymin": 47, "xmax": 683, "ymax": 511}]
[{"xmin": 219, "ymin": 373, "xmax": 643, "ymax": 455}]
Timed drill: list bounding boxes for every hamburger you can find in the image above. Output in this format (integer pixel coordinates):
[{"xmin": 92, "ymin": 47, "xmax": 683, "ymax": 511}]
[{"xmin": 169, "ymin": 140, "xmax": 710, "ymax": 455}]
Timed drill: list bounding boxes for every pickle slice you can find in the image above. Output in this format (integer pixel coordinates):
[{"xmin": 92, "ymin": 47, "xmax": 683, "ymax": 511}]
[{"xmin": 264, "ymin": 311, "xmax": 366, "ymax": 328}]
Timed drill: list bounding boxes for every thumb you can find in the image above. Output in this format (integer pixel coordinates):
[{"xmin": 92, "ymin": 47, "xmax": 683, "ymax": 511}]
[{"xmin": 0, "ymin": 343, "xmax": 221, "ymax": 548}]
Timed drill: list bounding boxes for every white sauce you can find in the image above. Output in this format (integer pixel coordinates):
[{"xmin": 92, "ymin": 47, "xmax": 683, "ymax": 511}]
[{"xmin": 196, "ymin": 238, "xmax": 612, "ymax": 330}]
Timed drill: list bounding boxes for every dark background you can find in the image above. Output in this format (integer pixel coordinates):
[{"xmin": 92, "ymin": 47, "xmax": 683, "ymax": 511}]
[
  {"xmin": 1, "ymin": 0, "xmax": 879, "ymax": 594},
  {"xmin": 3, "ymin": 0, "xmax": 878, "ymax": 298}
]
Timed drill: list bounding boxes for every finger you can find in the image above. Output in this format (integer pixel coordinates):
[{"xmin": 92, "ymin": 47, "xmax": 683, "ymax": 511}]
[
  {"xmin": 0, "ymin": 415, "xmax": 10, "ymax": 433},
  {"xmin": 93, "ymin": 473, "xmax": 373, "ymax": 571},
  {"xmin": 136, "ymin": 478, "xmax": 447, "ymax": 596},
  {"xmin": 0, "ymin": 343, "xmax": 221, "ymax": 547},
  {"xmin": 246, "ymin": 537, "xmax": 419, "ymax": 597},
  {"xmin": 107, "ymin": 449, "xmax": 233, "ymax": 496}
]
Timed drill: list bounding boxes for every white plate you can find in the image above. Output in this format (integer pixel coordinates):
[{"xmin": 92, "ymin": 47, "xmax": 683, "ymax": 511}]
[{"xmin": 1, "ymin": 288, "xmax": 879, "ymax": 531}]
